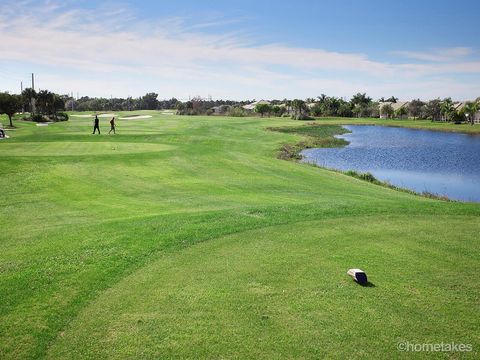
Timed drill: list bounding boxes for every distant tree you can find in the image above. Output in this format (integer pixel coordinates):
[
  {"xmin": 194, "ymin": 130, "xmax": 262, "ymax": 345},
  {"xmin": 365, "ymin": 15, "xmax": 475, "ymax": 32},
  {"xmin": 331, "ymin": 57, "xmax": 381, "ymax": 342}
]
[
  {"xmin": 311, "ymin": 102, "xmax": 323, "ymax": 116},
  {"xmin": 0, "ymin": 93, "xmax": 22, "ymax": 127},
  {"xmin": 395, "ymin": 106, "xmax": 408, "ymax": 119},
  {"xmin": 52, "ymin": 94, "xmax": 66, "ymax": 117},
  {"xmin": 255, "ymin": 103, "xmax": 271, "ymax": 117},
  {"xmin": 350, "ymin": 93, "xmax": 372, "ymax": 107},
  {"xmin": 350, "ymin": 93, "xmax": 372, "ymax": 118},
  {"xmin": 450, "ymin": 110, "xmax": 464, "ymax": 124},
  {"xmin": 379, "ymin": 97, "xmax": 386, "ymax": 103},
  {"xmin": 285, "ymin": 100, "xmax": 292, "ymax": 115},
  {"xmin": 325, "ymin": 97, "xmax": 341, "ymax": 116},
  {"xmin": 158, "ymin": 97, "xmax": 179, "ymax": 109},
  {"xmin": 141, "ymin": 92, "xmax": 159, "ymax": 110},
  {"xmin": 337, "ymin": 102, "xmax": 353, "ymax": 117},
  {"xmin": 408, "ymin": 99, "xmax": 425, "ymax": 120},
  {"xmin": 381, "ymin": 103, "xmax": 394, "ymax": 118},
  {"xmin": 351, "ymin": 105, "xmax": 361, "ymax": 118},
  {"xmin": 317, "ymin": 94, "xmax": 328, "ymax": 104},
  {"xmin": 271, "ymin": 105, "xmax": 285, "ymax": 117},
  {"xmin": 22, "ymin": 87, "xmax": 37, "ymax": 113},
  {"xmin": 440, "ymin": 98, "xmax": 456, "ymax": 122},
  {"xmin": 291, "ymin": 99, "xmax": 308, "ymax": 119},
  {"xmin": 175, "ymin": 102, "xmax": 185, "ymax": 114},
  {"xmin": 423, "ymin": 99, "xmax": 442, "ymax": 121},
  {"xmin": 386, "ymin": 96, "xmax": 398, "ymax": 103},
  {"xmin": 36, "ymin": 90, "xmax": 55, "ymax": 115},
  {"xmin": 367, "ymin": 102, "xmax": 380, "ymax": 118},
  {"xmin": 461, "ymin": 101, "xmax": 479, "ymax": 126}
]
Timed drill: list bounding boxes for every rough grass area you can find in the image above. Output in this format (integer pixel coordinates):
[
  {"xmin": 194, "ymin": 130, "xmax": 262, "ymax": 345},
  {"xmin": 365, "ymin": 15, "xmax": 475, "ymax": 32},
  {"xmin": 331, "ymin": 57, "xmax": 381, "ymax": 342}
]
[{"xmin": 1, "ymin": 112, "xmax": 479, "ymax": 359}]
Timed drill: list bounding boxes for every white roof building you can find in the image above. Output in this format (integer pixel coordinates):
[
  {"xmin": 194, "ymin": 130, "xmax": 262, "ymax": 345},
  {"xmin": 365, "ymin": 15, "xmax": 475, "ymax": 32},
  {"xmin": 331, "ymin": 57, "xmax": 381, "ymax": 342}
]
[{"xmin": 242, "ymin": 100, "xmax": 271, "ymax": 111}]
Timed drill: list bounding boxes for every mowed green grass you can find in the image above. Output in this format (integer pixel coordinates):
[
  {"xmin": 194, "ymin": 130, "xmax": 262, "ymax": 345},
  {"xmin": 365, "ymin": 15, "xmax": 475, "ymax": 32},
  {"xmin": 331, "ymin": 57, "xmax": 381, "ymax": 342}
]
[{"xmin": 1, "ymin": 112, "xmax": 479, "ymax": 359}]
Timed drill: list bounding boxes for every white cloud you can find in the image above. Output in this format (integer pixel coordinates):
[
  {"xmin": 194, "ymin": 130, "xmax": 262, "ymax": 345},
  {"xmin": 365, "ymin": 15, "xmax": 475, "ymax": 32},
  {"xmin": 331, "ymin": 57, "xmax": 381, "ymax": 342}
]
[
  {"xmin": 0, "ymin": 1, "xmax": 479, "ymax": 100},
  {"xmin": 392, "ymin": 47, "xmax": 472, "ymax": 62}
]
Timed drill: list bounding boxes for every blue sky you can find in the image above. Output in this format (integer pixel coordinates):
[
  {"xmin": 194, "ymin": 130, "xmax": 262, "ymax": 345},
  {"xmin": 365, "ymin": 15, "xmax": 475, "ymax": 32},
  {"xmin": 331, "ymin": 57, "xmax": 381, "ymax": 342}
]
[{"xmin": 0, "ymin": 0, "xmax": 479, "ymax": 100}]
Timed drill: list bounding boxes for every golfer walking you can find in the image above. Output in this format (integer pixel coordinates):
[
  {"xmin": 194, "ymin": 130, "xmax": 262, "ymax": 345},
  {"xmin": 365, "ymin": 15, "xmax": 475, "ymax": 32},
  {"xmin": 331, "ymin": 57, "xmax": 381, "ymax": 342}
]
[
  {"xmin": 108, "ymin": 116, "xmax": 116, "ymax": 134},
  {"xmin": 92, "ymin": 115, "xmax": 100, "ymax": 134}
]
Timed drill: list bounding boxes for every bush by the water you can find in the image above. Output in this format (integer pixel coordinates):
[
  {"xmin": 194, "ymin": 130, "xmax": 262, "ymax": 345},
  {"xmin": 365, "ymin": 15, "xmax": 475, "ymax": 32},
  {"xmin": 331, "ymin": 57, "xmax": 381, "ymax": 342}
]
[{"xmin": 345, "ymin": 170, "xmax": 379, "ymax": 183}]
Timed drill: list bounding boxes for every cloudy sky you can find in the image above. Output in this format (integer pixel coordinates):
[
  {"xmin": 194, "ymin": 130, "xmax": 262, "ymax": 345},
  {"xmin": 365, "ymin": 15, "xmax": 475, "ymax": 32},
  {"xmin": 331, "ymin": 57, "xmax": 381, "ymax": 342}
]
[{"xmin": 0, "ymin": 0, "xmax": 479, "ymax": 100}]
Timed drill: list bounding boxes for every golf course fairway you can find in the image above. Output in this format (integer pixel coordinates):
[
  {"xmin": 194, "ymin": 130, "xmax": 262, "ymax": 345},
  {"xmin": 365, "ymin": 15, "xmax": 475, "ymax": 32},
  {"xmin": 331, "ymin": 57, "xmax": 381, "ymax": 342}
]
[{"xmin": 1, "ymin": 112, "xmax": 479, "ymax": 359}]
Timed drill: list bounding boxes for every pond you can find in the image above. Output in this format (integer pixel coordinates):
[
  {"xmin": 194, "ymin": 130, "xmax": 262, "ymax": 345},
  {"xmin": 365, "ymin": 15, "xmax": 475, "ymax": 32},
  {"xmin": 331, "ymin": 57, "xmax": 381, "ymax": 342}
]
[{"xmin": 301, "ymin": 125, "xmax": 480, "ymax": 202}]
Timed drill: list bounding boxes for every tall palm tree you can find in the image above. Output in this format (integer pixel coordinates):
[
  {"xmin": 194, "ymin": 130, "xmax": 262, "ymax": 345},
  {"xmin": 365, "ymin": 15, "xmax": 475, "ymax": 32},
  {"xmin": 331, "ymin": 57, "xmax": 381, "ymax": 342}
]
[
  {"xmin": 22, "ymin": 88, "xmax": 37, "ymax": 114},
  {"xmin": 317, "ymin": 94, "xmax": 328, "ymax": 104},
  {"xmin": 37, "ymin": 90, "xmax": 57, "ymax": 115}
]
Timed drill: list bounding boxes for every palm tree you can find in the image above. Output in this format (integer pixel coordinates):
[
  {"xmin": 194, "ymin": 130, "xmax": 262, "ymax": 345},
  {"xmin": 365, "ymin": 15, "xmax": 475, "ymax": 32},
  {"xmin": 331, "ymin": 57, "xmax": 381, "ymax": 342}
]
[
  {"xmin": 350, "ymin": 93, "xmax": 372, "ymax": 107},
  {"xmin": 462, "ymin": 101, "xmax": 479, "ymax": 126},
  {"xmin": 386, "ymin": 96, "xmax": 398, "ymax": 103},
  {"xmin": 36, "ymin": 90, "xmax": 55, "ymax": 115},
  {"xmin": 317, "ymin": 94, "xmax": 328, "ymax": 104},
  {"xmin": 291, "ymin": 99, "xmax": 307, "ymax": 119},
  {"xmin": 22, "ymin": 88, "xmax": 37, "ymax": 114},
  {"xmin": 285, "ymin": 100, "xmax": 292, "ymax": 115},
  {"xmin": 440, "ymin": 98, "xmax": 455, "ymax": 122}
]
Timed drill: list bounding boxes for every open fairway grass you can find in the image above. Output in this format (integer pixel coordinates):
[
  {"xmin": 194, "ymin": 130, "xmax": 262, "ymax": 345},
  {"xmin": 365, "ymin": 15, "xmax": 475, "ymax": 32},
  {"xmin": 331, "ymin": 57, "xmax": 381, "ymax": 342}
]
[{"xmin": 1, "ymin": 112, "xmax": 479, "ymax": 359}]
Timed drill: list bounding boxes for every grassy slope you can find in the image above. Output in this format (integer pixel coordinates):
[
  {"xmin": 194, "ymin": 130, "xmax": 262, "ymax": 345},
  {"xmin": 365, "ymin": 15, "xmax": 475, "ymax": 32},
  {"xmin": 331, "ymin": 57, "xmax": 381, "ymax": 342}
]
[{"xmin": 0, "ymin": 113, "xmax": 479, "ymax": 359}]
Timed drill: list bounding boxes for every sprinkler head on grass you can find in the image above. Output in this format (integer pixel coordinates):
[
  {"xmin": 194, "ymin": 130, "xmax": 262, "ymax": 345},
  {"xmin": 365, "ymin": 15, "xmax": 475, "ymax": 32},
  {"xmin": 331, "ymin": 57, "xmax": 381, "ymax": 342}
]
[{"xmin": 347, "ymin": 268, "xmax": 368, "ymax": 285}]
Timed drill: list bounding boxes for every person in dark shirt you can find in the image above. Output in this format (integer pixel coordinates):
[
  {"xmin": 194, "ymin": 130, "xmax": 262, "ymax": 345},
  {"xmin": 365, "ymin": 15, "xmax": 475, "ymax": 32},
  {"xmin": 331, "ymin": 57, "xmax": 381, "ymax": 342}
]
[
  {"xmin": 0, "ymin": 129, "xmax": 5, "ymax": 138},
  {"xmin": 108, "ymin": 117, "xmax": 116, "ymax": 134},
  {"xmin": 92, "ymin": 115, "xmax": 100, "ymax": 134}
]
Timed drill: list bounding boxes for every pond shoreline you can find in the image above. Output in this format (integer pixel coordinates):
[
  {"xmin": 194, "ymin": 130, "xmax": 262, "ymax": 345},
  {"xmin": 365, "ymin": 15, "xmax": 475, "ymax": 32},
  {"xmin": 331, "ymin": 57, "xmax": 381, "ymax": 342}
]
[
  {"xmin": 297, "ymin": 124, "xmax": 480, "ymax": 202},
  {"xmin": 267, "ymin": 123, "xmax": 350, "ymax": 160},
  {"xmin": 310, "ymin": 117, "xmax": 480, "ymax": 135},
  {"xmin": 269, "ymin": 123, "xmax": 466, "ymax": 202}
]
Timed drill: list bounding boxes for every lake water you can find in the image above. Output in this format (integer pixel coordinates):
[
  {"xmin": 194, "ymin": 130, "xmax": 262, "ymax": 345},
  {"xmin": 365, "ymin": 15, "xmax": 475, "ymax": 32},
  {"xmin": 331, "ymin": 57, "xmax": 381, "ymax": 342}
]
[{"xmin": 301, "ymin": 125, "xmax": 480, "ymax": 202}]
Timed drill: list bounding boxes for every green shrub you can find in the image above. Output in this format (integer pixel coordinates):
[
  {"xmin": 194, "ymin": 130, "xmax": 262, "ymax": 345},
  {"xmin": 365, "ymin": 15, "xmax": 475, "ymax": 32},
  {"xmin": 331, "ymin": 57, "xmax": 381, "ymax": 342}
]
[
  {"xmin": 55, "ymin": 112, "xmax": 69, "ymax": 121},
  {"xmin": 346, "ymin": 170, "xmax": 379, "ymax": 184},
  {"xmin": 227, "ymin": 107, "xmax": 247, "ymax": 117},
  {"xmin": 451, "ymin": 112, "xmax": 464, "ymax": 124},
  {"xmin": 31, "ymin": 114, "xmax": 46, "ymax": 122}
]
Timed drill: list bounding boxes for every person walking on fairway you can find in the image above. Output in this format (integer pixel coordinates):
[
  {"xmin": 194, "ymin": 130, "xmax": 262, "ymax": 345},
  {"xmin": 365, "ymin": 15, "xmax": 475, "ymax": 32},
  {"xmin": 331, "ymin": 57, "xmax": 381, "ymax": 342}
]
[
  {"xmin": 108, "ymin": 116, "xmax": 116, "ymax": 134},
  {"xmin": 92, "ymin": 115, "xmax": 100, "ymax": 134}
]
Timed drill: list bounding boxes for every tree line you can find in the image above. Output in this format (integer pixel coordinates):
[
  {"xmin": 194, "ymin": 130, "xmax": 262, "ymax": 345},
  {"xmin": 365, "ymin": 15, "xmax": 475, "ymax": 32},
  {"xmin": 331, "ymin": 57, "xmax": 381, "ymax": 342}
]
[
  {"xmin": 249, "ymin": 94, "xmax": 479, "ymax": 124},
  {"xmin": 0, "ymin": 88, "xmax": 68, "ymax": 126},
  {"xmin": 1, "ymin": 88, "xmax": 478, "ymax": 128}
]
